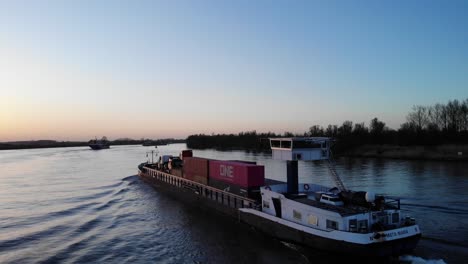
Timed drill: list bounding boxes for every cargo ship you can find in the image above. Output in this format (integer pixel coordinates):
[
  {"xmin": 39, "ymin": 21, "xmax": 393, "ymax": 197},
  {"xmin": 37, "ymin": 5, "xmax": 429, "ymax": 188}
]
[
  {"xmin": 88, "ymin": 136, "xmax": 110, "ymax": 150},
  {"xmin": 137, "ymin": 137, "xmax": 421, "ymax": 258}
]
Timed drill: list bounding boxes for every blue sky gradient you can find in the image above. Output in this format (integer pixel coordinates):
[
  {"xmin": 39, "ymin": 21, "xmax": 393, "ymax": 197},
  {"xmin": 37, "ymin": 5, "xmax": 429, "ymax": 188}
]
[{"xmin": 1, "ymin": 1, "xmax": 467, "ymax": 140}]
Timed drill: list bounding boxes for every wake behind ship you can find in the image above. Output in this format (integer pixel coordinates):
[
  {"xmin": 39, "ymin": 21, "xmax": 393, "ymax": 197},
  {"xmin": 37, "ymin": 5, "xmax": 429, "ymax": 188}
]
[{"xmin": 137, "ymin": 137, "xmax": 421, "ymax": 258}]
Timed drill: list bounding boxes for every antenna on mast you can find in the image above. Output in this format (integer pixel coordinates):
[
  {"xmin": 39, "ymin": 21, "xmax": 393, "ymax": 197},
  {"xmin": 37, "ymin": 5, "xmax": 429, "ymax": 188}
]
[{"xmin": 146, "ymin": 149, "xmax": 158, "ymax": 164}]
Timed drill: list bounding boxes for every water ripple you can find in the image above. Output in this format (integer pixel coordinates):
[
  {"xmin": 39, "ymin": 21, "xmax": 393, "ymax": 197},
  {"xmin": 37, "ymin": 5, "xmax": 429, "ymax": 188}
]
[
  {"xmin": 85, "ymin": 181, "xmax": 124, "ymax": 190},
  {"xmin": 0, "ymin": 202, "xmax": 100, "ymax": 229},
  {"xmin": 0, "ymin": 224, "xmax": 69, "ymax": 253},
  {"xmin": 401, "ymin": 203, "xmax": 468, "ymax": 215},
  {"xmin": 59, "ymin": 190, "xmax": 114, "ymax": 203},
  {"xmin": 0, "ymin": 145, "xmax": 466, "ymax": 263}
]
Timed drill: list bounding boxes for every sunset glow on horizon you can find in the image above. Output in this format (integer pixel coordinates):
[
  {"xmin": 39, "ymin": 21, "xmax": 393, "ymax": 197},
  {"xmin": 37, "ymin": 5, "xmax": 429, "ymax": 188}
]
[{"xmin": 1, "ymin": 1, "xmax": 467, "ymax": 141}]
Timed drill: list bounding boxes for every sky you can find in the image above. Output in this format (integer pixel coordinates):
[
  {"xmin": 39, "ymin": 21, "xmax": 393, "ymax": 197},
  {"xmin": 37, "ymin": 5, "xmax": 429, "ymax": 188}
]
[{"xmin": 1, "ymin": 0, "xmax": 467, "ymax": 141}]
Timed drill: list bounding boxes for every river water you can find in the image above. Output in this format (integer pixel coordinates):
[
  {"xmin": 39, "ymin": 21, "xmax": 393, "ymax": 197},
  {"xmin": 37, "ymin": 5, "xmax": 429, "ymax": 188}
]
[{"xmin": 0, "ymin": 143, "xmax": 467, "ymax": 263}]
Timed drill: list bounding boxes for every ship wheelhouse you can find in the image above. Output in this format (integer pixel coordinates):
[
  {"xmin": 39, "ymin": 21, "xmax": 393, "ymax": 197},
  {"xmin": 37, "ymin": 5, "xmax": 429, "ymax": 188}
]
[
  {"xmin": 270, "ymin": 137, "xmax": 331, "ymax": 161},
  {"xmin": 262, "ymin": 137, "xmax": 416, "ymax": 235}
]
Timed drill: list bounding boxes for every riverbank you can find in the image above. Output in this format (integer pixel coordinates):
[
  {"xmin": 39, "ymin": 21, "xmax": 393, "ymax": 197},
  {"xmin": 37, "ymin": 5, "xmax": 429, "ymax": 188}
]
[
  {"xmin": 343, "ymin": 144, "xmax": 468, "ymax": 161},
  {"xmin": 0, "ymin": 140, "xmax": 88, "ymax": 150},
  {"xmin": 0, "ymin": 139, "xmax": 186, "ymax": 150}
]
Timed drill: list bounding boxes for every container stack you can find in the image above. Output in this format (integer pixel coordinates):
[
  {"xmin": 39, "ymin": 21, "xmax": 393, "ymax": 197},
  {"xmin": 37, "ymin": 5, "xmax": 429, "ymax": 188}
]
[
  {"xmin": 180, "ymin": 150, "xmax": 193, "ymax": 160},
  {"xmin": 208, "ymin": 160, "xmax": 264, "ymax": 199},
  {"xmin": 183, "ymin": 157, "xmax": 210, "ymax": 185},
  {"xmin": 170, "ymin": 150, "xmax": 265, "ymax": 199},
  {"xmin": 170, "ymin": 167, "xmax": 184, "ymax": 177}
]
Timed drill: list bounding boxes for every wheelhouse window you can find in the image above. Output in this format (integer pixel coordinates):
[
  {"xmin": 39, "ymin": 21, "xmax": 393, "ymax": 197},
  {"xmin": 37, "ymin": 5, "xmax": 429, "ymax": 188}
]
[
  {"xmin": 349, "ymin": 219, "xmax": 357, "ymax": 232},
  {"xmin": 321, "ymin": 149, "xmax": 327, "ymax": 157},
  {"xmin": 263, "ymin": 200, "xmax": 270, "ymax": 209},
  {"xmin": 281, "ymin": 140, "xmax": 292, "ymax": 149},
  {"xmin": 392, "ymin": 213, "xmax": 399, "ymax": 224},
  {"xmin": 326, "ymin": 220, "xmax": 339, "ymax": 230},
  {"xmin": 293, "ymin": 141, "xmax": 322, "ymax": 149},
  {"xmin": 271, "ymin": 140, "xmax": 281, "ymax": 148},
  {"xmin": 358, "ymin": 220, "xmax": 368, "ymax": 232}
]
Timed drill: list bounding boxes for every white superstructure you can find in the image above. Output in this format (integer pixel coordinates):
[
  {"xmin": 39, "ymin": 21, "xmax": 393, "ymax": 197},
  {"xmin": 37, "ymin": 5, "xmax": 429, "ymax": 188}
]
[{"xmin": 249, "ymin": 137, "xmax": 421, "ymax": 252}]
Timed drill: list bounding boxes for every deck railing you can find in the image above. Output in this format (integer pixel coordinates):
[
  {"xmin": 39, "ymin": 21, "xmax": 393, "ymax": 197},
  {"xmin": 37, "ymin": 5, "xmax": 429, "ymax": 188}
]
[{"xmin": 139, "ymin": 166, "xmax": 259, "ymax": 210}]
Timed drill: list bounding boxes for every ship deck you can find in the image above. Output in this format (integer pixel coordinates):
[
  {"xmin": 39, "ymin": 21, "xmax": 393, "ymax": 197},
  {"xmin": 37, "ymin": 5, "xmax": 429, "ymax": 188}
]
[
  {"xmin": 264, "ymin": 178, "xmax": 369, "ymax": 216},
  {"xmin": 293, "ymin": 197, "xmax": 367, "ymax": 216}
]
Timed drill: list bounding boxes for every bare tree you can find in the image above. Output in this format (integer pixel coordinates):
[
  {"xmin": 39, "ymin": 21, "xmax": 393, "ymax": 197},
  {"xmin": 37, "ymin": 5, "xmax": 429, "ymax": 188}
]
[
  {"xmin": 370, "ymin": 117, "xmax": 386, "ymax": 135},
  {"xmin": 339, "ymin": 121, "xmax": 353, "ymax": 136},
  {"xmin": 428, "ymin": 103, "xmax": 446, "ymax": 130},
  {"xmin": 353, "ymin": 122, "xmax": 368, "ymax": 135},
  {"xmin": 308, "ymin": 125, "xmax": 324, "ymax": 136},
  {"xmin": 325, "ymin": 125, "xmax": 338, "ymax": 137},
  {"xmin": 406, "ymin": 105, "xmax": 429, "ymax": 130},
  {"xmin": 400, "ymin": 121, "xmax": 417, "ymax": 132},
  {"xmin": 446, "ymin": 100, "xmax": 461, "ymax": 132},
  {"xmin": 460, "ymin": 99, "xmax": 468, "ymax": 131}
]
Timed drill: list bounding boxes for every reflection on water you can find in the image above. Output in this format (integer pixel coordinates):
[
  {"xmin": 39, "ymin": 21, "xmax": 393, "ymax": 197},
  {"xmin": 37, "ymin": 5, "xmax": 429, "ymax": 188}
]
[{"xmin": 0, "ymin": 144, "xmax": 467, "ymax": 263}]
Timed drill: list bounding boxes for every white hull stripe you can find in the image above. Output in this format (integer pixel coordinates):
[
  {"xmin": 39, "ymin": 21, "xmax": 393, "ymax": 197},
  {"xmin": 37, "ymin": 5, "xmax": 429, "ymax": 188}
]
[{"xmin": 239, "ymin": 208, "xmax": 421, "ymax": 245}]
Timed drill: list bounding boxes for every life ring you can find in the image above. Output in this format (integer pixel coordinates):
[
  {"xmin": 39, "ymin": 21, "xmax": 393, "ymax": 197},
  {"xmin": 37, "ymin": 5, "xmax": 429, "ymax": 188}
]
[
  {"xmin": 304, "ymin": 184, "xmax": 310, "ymax": 191},
  {"xmin": 265, "ymin": 186, "xmax": 271, "ymax": 191}
]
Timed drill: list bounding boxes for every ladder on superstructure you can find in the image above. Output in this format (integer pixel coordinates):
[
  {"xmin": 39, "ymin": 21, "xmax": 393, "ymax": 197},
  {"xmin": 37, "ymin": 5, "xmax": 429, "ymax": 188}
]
[{"xmin": 327, "ymin": 151, "xmax": 347, "ymax": 192}]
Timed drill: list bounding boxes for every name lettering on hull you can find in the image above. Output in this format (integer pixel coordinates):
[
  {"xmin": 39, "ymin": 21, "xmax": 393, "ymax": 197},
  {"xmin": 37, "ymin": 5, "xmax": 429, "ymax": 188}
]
[{"xmin": 370, "ymin": 229, "xmax": 410, "ymax": 241}]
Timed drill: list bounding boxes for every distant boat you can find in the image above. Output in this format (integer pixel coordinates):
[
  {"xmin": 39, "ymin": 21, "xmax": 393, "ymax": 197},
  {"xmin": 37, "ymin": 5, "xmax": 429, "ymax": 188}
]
[
  {"xmin": 88, "ymin": 137, "xmax": 110, "ymax": 150},
  {"xmin": 143, "ymin": 140, "xmax": 168, "ymax": 146},
  {"xmin": 142, "ymin": 140, "xmax": 155, "ymax": 146}
]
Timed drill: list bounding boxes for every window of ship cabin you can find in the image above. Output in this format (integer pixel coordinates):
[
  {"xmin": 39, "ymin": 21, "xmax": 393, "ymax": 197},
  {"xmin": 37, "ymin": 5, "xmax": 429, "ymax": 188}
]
[
  {"xmin": 281, "ymin": 140, "xmax": 291, "ymax": 149},
  {"xmin": 308, "ymin": 215, "xmax": 318, "ymax": 226},
  {"xmin": 358, "ymin": 220, "xmax": 368, "ymax": 232},
  {"xmin": 293, "ymin": 141, "xmax": 322, "ymax": 149},
  {"xmin": 271, "ymin": 140, "xmax": 281, "ymax": 148},
  {"xmin": 329, "ymin": 197, "xmax": 341, "ymax": 202},
  {"xmin": 322, "ymin": 149, "xmax": 327, "ymax": 157},
  {"xmin": 293, "ymin": 210, "xmax": 302, "ymax": 221},
  {"xmin": 326, "ymin": 220, "xmax": 338, "ymax": 230},
  {"xmin": 348, "ymin": 219, "xmax": 357, "ymax": 232},
  {"xmin": 392, "ymin": 213, "xmax": 399, "ymax": 224},
  {"xmin": 263, "ymin": 200, "xmax": 270, "ymax": 209}
]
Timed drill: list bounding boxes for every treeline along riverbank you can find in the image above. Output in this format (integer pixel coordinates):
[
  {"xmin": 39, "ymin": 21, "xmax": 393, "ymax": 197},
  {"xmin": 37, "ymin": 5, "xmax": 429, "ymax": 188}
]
[
  {"xmin": 187, "ymin": 99, "xmax": 468, "ymax": 160},
  {"xmin": 0, "ymin": 140, "xmax": 89, "ymax": 150},
  {"xmin": 0, "ymin": 138, "xmax": 186, "ymax": 150}
]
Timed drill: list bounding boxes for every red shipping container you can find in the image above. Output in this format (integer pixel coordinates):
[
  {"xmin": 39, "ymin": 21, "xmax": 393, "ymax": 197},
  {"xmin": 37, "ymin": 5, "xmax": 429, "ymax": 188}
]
[
  {"xmin": 180, "ymin": 150, "xmax": 193, "ymax": 160},
  {"xmin": 183, "ymin": 157, "xmax": 209, "ymax": 184},
  {"xmin": 170, "ymin": 168, "xmax": 184, "ymax": 177},
  {"xmin": 209, "ymin": 160, "xmax": 264, "ymax": 188}
]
